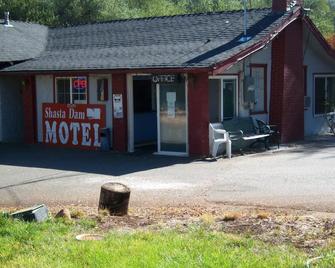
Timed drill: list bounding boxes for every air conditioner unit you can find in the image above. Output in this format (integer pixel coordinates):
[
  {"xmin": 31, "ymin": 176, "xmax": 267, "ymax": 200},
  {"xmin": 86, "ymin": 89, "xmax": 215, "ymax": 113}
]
[{"xmin": 304, "ymin": 96, "xmax": 311, "ymax": 109}]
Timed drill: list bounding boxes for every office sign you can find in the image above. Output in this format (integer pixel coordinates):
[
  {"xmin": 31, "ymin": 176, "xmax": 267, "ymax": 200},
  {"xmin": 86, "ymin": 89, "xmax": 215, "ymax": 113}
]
[
  {"xmin": 42, "ymin": 103, "xmax": 106, "ymax": 149},
  {"xmin": 152, "ymin": 74, "xmax": 178, "ymax": 84}
]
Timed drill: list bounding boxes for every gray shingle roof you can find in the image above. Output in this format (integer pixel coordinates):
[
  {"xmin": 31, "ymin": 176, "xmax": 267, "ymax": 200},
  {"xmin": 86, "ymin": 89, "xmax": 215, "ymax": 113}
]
[
  {"xmin": 1, "ymin": 8, "xmax": 289, "ymax": 72},
  {"xmin": 0, "ymin": 20, "xmax": 48, "ymax": 62}
]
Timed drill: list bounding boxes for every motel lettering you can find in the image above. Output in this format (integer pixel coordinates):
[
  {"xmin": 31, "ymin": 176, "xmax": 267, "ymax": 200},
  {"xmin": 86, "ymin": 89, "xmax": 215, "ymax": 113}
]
[{"xmin": 42, "ymin": 103, "xmax": 106, "ymax": 149}]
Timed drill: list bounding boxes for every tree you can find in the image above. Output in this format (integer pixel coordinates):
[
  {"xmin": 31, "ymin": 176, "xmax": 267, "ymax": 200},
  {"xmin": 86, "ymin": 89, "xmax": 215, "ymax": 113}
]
[
  {"xmin": 0, "ymin": 0, "xmax": 333, "ymax": 39},
  {"xmin": 0, "ymin": 0, "xmax": 55, "ymax": 25},
  {"xmin": 304, "ymin": 0, "xmax": 335, "ymax": 36}
]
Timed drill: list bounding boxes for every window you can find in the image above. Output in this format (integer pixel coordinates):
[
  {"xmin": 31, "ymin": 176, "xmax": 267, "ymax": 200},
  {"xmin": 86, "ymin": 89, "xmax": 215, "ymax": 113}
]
[
  {"xmin": 97, "ymin": 78, "xmax": 108, "ymax": 101},
  {"xmin": 314, "ymin": 75, "xmax": 335, "ymax": 115},
  {"xmin": 55, "ymin": 77, "xmax": 88, "ymax": 104},
  {"xmin": 250, "ymin": 65, "xmax": 266, "ymax": 114}
]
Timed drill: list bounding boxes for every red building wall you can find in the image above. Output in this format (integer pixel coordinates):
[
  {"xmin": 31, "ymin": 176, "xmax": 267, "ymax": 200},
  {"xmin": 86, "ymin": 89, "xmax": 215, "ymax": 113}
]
[
  {"xmin": 270, "ymin": 19, "xmax": 304, "ymax": 143},
  {"xmin": 112, "ymin": 73, "xmax": 128, "ymax": 152},
  {"xmin": 188, "ymin": 73, "xmax": 209, "ymax": 156}
]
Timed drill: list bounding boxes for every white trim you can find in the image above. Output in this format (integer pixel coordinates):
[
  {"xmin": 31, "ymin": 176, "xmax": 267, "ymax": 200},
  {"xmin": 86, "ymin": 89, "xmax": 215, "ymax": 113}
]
[
  {"xmin": 185, "ymin": 74, "xmax": 189, "ymax": 155},
  {"xmin": 156, "ymin": 83, "xmax": 161, "ymax": 153},
  {"xmin": 127, "ymin": 74, "xmax": 134, "ymax": 152}
]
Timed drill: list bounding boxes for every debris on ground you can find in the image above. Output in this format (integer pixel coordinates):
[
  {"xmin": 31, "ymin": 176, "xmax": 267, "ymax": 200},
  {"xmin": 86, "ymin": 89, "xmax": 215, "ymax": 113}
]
[
  {"xmin": 2, "ymin": 204, "xmax": 335, "ymax": 252},
  {"xmin": 55, "ymin": 208, "xmax": 72, "ymax": 221},
  {"xmin": 75, "ymin": 234, "xmax": 105, "ymax": 241},
  {"xmin": 10, "ymin": 204, "xmax": 49, "ymax": 222}
]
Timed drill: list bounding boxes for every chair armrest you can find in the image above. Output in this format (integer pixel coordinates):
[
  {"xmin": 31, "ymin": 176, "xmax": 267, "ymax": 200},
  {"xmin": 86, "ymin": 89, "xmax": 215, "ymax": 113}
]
[
  {"xmin": 214, "ymin": 129, "xmax": 227, "ymax": 135},
  {"xmin": 213, "ymin": 128, "xmax": 230, "ymax": 141}
]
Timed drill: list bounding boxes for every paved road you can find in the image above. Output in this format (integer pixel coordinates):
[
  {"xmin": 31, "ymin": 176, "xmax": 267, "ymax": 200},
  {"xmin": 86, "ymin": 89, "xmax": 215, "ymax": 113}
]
[{"xmin": 0, "ymin": 137, "xmax": 334, "ymax": 212}]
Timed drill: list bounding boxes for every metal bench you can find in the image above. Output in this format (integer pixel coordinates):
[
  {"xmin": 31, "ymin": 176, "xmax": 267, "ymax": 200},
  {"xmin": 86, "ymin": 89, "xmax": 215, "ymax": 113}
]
[
  {"xmin": 223, "ymin": 117, "xmax": 270, "ymax": 152},
  {"xmin": 255, "ymin": 119, "xmax": 280, "ymax": 148}
]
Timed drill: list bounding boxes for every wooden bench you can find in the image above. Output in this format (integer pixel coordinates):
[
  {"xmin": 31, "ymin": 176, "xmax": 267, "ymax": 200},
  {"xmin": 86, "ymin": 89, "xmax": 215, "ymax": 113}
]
[{"xmin": 223, "ymin": 117, "xmax": 270, "ymax": 152}]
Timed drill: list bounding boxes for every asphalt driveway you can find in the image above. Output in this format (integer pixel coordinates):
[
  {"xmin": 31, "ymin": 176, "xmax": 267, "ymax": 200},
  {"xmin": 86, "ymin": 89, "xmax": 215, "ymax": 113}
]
[{"xmin": 0, "ymin": 136, "xmax": 334, "ymax": 212}]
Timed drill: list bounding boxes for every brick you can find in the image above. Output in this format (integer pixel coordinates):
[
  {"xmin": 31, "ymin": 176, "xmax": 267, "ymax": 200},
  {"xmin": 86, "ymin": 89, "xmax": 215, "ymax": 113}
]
[{"xmin": 270, "ymin": 19, "xmax": 304, "ymax": 143}]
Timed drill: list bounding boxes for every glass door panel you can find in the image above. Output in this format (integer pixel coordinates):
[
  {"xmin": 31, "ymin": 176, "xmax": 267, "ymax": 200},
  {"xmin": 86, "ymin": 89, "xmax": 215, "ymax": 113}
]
[
  {"xmin": 222, "ymin": 79, "xmax": 237, "ymax": 120},
  {"xmin": 158, "ymin": 81, "xmax": 187, "ymax": 154}
]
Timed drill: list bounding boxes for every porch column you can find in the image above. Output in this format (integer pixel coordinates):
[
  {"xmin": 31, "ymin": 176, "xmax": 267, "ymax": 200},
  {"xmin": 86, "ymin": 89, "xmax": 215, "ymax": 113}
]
[
  {"xmin": 23, "ymin": 76, "xmax": 37, "ymax": 144},
  {"xmin": 270, "ymin": 19, "xmax": 304, "ymax": 143},
  {"xmin": 188, "ymin": 72, "xmax": 210, "ymax": 156},
  {"xmin": 112, "ymin": 73, "xmax": 128, "ymax": 152}
]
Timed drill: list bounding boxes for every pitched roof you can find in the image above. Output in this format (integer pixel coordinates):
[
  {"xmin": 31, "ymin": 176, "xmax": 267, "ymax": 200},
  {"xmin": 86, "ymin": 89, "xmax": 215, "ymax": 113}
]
[
  {"xmin": 1, "ymin": 8, "xmax": 292, "ymax": 72},
  {"xmin": 0, "ymin": 20, "xmax": 48, "ymax": 62}
]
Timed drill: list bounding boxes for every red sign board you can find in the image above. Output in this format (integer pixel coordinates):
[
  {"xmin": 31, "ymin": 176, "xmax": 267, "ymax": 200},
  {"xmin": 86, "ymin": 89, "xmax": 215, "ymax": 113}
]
[{"xmin": 42, "ymin": 103, "xmax": 106, "ymax": 149}]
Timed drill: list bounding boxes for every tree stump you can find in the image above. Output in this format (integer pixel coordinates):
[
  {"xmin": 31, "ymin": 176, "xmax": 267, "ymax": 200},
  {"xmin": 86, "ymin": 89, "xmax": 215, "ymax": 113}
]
[{"xmin": 98, "ymin": 183, "xmax": 131, "ymax": 216}]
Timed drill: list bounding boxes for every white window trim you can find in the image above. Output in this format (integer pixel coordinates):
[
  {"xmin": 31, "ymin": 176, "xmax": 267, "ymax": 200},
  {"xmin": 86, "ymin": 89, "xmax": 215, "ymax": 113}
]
[
  {"xmin": 209, "ymin": 75, "xmax": 239, "ymax": 120},
  {"xmin": 314, "ymin": 74, "xmax": 335, "ymax": 117},
  {"xmin": 55, "ymin": 76, "xmax": 88, "ymax": 104}
]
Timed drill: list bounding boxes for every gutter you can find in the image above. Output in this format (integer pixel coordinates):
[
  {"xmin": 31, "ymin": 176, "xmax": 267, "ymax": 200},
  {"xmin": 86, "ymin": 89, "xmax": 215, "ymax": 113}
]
[{"xmin": 0, "ymin": 66, "xmax": 211, "ymax": 76}]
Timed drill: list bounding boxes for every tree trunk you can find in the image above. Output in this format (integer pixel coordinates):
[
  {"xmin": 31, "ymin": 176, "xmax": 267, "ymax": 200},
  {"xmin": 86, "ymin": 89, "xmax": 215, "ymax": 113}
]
[{"xmin": 98, "ymin": 183, "xmax": 130, "ymax": 216}]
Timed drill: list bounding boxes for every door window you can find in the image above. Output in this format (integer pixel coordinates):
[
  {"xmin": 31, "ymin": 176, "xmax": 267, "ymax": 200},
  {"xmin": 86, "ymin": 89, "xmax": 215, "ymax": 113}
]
[
  {"xmin": 222, "ymin": 80, "xmax": 237, "ymax": 119},
  {"xmin": 158, "ymin": 79, "xmax": 187, "ymax": 153}
]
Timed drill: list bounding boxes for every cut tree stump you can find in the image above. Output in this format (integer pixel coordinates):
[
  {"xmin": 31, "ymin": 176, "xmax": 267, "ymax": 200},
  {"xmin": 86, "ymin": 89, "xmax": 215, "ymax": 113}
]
[{"xmin": 98, "ymin": 183, "xmax": 131, "ymax": 216}]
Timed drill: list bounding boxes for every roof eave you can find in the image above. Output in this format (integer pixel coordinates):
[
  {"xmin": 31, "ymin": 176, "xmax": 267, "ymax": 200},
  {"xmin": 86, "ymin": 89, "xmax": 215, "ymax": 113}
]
[{"xmin": 0, "ymin": 66, "xmax": 211, "ymax": 76}]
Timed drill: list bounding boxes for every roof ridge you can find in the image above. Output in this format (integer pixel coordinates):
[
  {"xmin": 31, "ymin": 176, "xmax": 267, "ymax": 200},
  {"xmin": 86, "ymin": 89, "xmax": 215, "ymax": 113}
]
[
  {"xmin": 51, "ymin": 7, "xmax": 272, "ymax": 29},
  {"xmin": 0, "ymin": 19, "xmax": 47, "ymax": 27}
]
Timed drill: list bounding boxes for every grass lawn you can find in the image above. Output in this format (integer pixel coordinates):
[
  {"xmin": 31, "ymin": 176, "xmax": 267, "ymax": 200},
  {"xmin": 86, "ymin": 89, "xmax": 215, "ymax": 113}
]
[{"xmin": 0, "ymin": 215, "xmax": 334, "ymax": 268}]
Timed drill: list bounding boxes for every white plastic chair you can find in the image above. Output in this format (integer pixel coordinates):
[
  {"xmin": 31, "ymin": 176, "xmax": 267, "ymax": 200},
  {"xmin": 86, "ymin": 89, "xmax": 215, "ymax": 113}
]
[{"xmin": 209, "ymin": 123, "xmax": 232, "ymax": 159}]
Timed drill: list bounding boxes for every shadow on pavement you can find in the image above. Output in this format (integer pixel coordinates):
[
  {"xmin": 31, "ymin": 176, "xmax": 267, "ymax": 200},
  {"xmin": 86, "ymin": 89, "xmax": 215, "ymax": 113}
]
[{"xmin": 0, "ymin": 143, "xmax": 194, "ymax": 176}]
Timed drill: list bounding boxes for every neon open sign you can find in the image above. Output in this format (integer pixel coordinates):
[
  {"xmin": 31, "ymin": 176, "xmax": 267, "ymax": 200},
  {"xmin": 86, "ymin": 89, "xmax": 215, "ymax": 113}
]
[{"xmin": 73, "ymin": 77, "xmax": 87, "ymax": 90}]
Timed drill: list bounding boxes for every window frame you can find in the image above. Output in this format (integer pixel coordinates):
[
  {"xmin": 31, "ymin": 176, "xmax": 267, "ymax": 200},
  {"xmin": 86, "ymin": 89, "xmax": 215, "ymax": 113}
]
[
  {"xmin": 208, "ymin": 75, "xmax": 239, "ymax": 121},
  {"xmin": 54, "ymin": 75, "xmax": 89, "ymax": 104},
  {"xmin": 249, "ymin": 64, "xmax": 267, "ymax": 115},
  {"xmin": 313, "ymin": 74, "xmax": 335, "ymax": 117}
]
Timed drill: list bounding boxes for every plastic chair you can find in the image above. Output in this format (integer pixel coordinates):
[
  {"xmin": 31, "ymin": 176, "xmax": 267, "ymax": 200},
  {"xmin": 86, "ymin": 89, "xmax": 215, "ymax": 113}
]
[{"xmin": 209, "ymin": 123, "xmax": 232, "ymax": 159}]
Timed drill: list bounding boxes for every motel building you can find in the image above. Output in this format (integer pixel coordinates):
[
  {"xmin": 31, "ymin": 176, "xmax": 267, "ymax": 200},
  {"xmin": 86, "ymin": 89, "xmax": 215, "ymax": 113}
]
[{"xmin": 0, "ymin": 0, "xmax": 335, "ymax": 157}]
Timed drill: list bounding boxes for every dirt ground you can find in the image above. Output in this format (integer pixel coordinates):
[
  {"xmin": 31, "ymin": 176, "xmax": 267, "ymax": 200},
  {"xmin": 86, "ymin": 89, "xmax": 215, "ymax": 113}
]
[{"xmin": 3, "ymin": 203, "xmax": 334, "ymax": 253}]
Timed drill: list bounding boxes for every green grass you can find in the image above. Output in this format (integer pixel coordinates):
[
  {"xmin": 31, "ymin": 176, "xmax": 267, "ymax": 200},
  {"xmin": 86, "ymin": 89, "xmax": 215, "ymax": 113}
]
[{"xmin": 0, "ymin": 215, "xmax": 333, "ymax": 268}]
